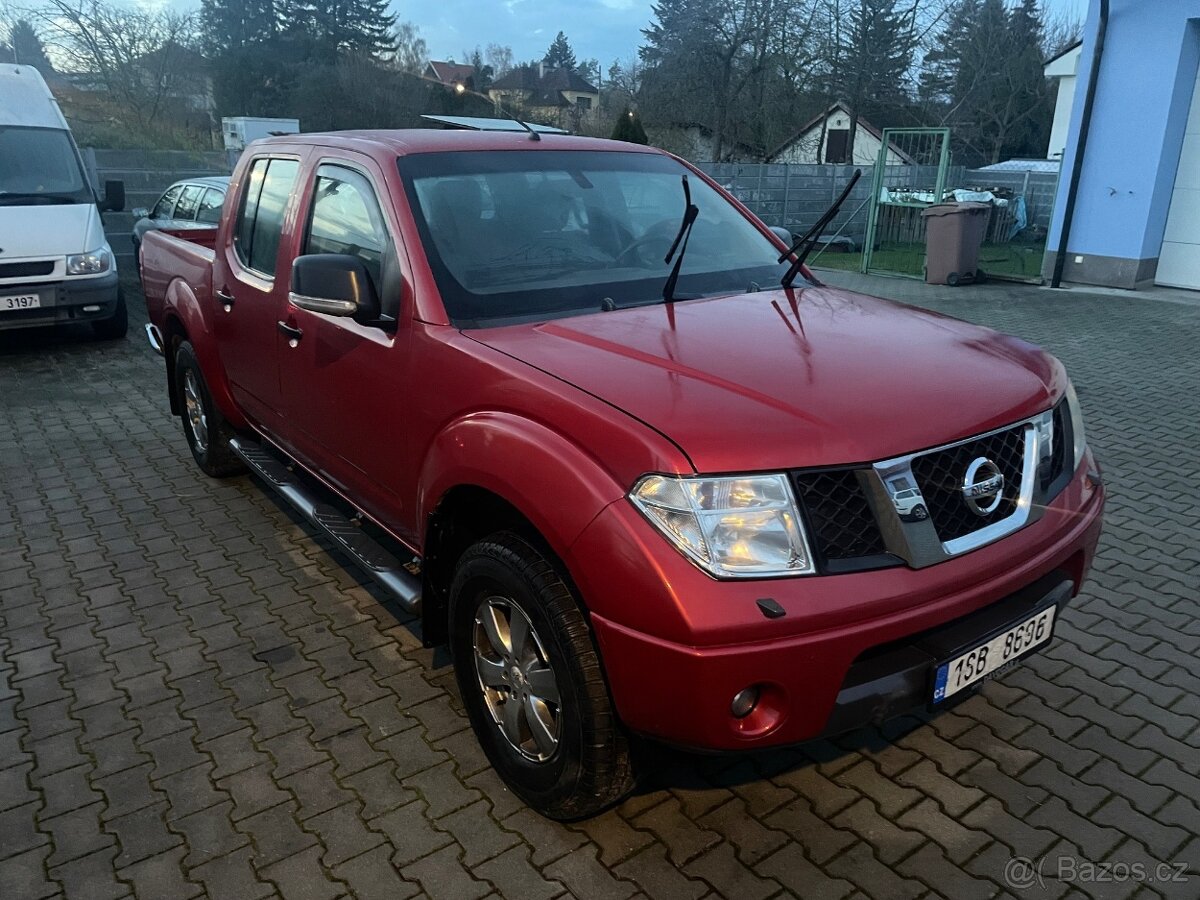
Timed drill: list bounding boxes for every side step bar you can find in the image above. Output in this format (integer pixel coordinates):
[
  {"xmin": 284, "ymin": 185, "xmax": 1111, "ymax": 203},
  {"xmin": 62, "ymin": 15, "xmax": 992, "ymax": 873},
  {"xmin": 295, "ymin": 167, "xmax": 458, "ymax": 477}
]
[{"xmin": 229, "ymin": 438, "xmax": 422, "ymax": 614}]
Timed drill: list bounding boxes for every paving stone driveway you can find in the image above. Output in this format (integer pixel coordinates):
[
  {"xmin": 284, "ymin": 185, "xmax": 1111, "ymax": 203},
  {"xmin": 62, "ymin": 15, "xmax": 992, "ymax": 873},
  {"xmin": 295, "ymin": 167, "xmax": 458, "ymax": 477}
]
[{"xmin": 1, "ymin": 273, "xmax": 1197, "ymax": 900}]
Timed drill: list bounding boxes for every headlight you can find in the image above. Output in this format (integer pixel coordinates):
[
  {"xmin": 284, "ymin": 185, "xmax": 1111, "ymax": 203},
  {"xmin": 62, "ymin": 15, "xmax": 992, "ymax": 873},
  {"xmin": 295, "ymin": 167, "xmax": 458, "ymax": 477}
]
[
  {"xmin": 629, "ymin": 473, "xmax": 815, "ymax": 578},
  {"xmin": 66, "ymin": 248, "xmax": 111, "ymax": 275},
  {"xmin": 1064, "ymin": 380, "xmax": 1088, "ymax": 471}
]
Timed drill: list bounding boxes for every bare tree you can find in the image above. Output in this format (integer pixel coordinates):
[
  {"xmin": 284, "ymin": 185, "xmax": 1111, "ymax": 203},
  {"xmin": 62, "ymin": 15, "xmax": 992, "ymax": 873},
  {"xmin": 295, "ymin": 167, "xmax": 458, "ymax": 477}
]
[
  {"xmin": 31, "ymin": 0, "xmax": 199, "ymax": 132},
  {"xmin": 484, "ymin": 43, "xmax": 514, "ymax": 79},
  {"xmin": 1041, "ymin": 4, "xmax": 1082, "ymax": 57},
  {"xmin": 388, "ymin": 20, "xmax": 427, "ymax": 74}
]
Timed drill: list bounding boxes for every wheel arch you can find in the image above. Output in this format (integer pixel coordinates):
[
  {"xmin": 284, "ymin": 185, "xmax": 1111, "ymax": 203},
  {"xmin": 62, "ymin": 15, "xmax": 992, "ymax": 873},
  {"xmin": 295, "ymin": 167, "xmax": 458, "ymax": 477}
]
[
  {"xmin": 421, "ymin": 483, "xmax": 600, "ymax": 646},
  {"xmin": 162, "ymin": 276, "xmax": 247, "ymax": 430},
  {"xmin": 417, "ymin": 413, "xmax": 627, "ymax": 645}
]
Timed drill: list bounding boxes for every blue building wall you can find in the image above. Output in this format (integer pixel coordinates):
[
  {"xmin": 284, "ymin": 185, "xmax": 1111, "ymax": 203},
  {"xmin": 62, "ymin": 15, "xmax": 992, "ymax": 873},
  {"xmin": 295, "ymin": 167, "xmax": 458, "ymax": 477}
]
[{"xmin": 1047, "ymin": 1, "xmax": 1200, "ymax": 287}]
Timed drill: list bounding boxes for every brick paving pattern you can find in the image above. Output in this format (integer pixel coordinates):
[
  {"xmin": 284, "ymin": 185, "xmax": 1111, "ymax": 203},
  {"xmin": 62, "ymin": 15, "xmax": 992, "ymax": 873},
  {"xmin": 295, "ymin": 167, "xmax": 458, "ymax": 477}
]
[{"xmin": 1, "ymin": 272, "xmax": 1197, "ymax": 899}]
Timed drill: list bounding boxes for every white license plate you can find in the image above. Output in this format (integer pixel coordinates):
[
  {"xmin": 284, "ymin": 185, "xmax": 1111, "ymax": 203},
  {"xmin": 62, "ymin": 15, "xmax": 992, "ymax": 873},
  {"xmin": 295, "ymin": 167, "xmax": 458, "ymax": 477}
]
[
  {"xmin": 1, "ymin": 293, "xmax": 41, "ymax": 311},
  {"xmin": 932, "ymin": 605, "xmax": 1056, "ymax": 703}
]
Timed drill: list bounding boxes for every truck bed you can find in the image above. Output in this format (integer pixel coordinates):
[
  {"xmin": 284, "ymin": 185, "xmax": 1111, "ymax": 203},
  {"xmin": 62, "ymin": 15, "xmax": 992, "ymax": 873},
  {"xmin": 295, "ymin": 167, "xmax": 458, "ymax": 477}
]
[{"xmin": 140, "ymin": 229, "xmax": 216, "ymax": 326}]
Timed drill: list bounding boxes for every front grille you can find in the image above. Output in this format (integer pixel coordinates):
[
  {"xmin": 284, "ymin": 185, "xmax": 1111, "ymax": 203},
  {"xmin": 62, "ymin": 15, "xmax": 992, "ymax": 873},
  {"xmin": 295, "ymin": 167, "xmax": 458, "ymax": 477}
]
[
  {"xmin": 911, "ymin": 424, "xmax": 1026, "ymax": 542},
  {"xmin": 0, "ymin": 260, "xmax": 54, "ymax": 279},
  {"xmin": 792, "ymin": 469, "xmax": 888, "ymax": 562}
]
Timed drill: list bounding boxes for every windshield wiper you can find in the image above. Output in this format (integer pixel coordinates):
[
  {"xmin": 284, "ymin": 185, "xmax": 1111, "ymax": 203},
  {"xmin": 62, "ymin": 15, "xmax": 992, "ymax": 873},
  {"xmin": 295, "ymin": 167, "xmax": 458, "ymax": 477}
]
[
  {"xmin": 779, "ymin": 168, "xmax": 862, "ymax": 288},
  {"xmin": 661, "ymin": 174, "xmax": 700, "ymax": 303}
]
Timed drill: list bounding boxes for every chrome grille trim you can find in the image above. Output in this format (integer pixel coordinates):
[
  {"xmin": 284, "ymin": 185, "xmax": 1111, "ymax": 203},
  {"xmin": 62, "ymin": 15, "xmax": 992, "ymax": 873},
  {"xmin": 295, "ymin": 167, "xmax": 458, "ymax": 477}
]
[{"xmin": 864, "ymin": 409, "xmax": 1056, "ymax": 569}]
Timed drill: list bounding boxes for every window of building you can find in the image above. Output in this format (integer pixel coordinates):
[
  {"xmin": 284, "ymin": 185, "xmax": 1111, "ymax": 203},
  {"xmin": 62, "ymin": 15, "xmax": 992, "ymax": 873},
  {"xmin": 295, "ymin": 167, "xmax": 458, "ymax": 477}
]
[{"xmin": 825, "ymin": 129, "xmax": 850, "ymax": 163}]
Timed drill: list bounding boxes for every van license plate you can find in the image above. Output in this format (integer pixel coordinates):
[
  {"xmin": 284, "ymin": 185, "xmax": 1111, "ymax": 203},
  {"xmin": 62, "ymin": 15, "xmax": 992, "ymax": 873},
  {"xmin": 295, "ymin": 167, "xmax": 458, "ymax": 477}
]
[
  {"xmin": 932, "ymin": 605, "xmax": 1056, "ymax": 703},
  {"xmin": 1, "ymin": 294, "xmax": 41, "ymax": 311}
]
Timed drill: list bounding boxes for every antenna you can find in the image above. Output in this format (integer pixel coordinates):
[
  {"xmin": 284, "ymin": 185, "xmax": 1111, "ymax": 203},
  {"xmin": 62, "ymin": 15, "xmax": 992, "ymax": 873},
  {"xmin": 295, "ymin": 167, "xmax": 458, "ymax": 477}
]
[{"xmin": 512, "ymin": 116, "xmax": 541, "ymax": 142}]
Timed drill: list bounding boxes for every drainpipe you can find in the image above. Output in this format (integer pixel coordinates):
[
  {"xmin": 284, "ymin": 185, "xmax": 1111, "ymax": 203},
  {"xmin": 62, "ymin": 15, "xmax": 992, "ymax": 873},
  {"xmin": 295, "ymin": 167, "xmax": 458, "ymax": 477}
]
[{"xmin": 1051, "ymin": 0, "xmax": 1109, "ymax": 288}]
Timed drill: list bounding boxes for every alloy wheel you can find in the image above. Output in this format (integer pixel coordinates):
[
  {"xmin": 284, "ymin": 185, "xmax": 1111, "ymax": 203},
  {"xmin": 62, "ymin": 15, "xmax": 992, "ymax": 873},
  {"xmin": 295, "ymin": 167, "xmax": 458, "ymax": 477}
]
[
  {"xmin": 472, "ymin": 595, "xmax": 561, "ymax": 761},
  {"xmin": 183, "ymin": 369, "xmax": 209, "ymax": 454}
]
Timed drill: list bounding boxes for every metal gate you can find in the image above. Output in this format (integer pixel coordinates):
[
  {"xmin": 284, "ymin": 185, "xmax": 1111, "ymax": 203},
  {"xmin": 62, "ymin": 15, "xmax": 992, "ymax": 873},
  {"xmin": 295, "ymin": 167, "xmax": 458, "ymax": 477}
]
[{"xmin": 862, "ymin": 128, "xmax": 952, "ymax": 277}]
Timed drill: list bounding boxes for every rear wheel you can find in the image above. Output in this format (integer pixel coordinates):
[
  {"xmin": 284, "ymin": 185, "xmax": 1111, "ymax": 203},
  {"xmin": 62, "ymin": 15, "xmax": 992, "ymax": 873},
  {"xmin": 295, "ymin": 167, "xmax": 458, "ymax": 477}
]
[
  {"xmin": 450, "ymin": 532, "xmax": 635, "ymax": 820},
  {"xmin": 173, "ymin": 341, "xmax": 244, "ymax": 478},
  {"xmin": 92, "ymin": 287, "xmax": 128, "ymax": 340},
  {"xmin": 946, "ymin": 271, "xmax": 961, "ymax": 287}
]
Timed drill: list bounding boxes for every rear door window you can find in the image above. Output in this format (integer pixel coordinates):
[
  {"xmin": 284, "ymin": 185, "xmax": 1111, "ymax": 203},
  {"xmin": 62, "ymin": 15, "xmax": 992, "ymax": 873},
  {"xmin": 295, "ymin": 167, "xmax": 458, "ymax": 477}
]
[
  {"xmin": 174, "ymin": 185, "xmax": 204, "ymax": 222},
  {"xmin": 151, "ymin": 185, "xmax": 181, "ymax": 219},
  {"xmin": 196, "ymin": 188, "xmax": 223, "ymax": 224},
  {"xmin": 233, "ymin": 158, "xmax": 300, "ymax": 277}
]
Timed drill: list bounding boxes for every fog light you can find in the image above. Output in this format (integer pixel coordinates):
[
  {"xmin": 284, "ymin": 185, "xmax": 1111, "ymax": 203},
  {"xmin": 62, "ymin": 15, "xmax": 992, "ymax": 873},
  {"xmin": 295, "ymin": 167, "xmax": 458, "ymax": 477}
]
[
  {"xmin": 82, "ymin": 305, "xmax": 101, "ymax": 313},
  {"xmin": 731, "ymin": 687, "xmax": 759, "ymax": 719}
]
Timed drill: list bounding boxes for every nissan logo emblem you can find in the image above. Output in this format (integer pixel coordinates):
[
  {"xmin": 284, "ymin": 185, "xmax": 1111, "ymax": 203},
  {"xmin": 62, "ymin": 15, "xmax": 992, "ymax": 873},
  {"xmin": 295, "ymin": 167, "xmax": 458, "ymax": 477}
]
[{"xmin": 962, "ymin": 457, "xmax": 1004, "ymax": 516}]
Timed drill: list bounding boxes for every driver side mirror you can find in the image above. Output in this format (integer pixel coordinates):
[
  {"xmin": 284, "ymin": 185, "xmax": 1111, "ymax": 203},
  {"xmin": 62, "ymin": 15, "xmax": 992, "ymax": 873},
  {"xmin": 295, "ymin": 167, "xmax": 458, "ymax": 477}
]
[
  {"xmin": 769, "ymin": 225, "xmax": 795, "ymax": 245},
  {"xmin": 99, "ymin": 180, "xmax": 125, "ymax": 213},
  {"xmin": 289, "ymin": 254, "xmax": 382, "ymax": 323}
]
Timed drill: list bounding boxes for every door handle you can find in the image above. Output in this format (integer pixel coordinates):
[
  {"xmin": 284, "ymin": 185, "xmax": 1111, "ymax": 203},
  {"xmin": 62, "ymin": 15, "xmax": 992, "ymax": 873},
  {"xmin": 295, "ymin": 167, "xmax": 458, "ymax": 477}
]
[
  {"xmin": 277, "ymin": 321, "xmax": 303, "ymax": 345},
  {"xmin": 216, "ymin": 289, "xmax": 235, "ymax": 312}
]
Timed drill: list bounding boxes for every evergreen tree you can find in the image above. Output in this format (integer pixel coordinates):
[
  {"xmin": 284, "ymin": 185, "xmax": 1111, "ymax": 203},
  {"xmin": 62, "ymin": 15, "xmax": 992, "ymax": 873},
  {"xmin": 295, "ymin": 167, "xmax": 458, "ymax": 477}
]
[
  {"xmin": 304, "ymin": 0, "xmax": 395, "ymax": 58},
  {"xmin": 200, "ymin": 0, "xmax": 279, "ymax": 53},
  {"xmin": 543, "ymin": 31, "xmax": 576, "ymax": 70},
  {"xmin": 923, "ymin": 0, "xmax": 1052, "ymax": 164},
  {"xmin": 611, "ymin": 108, "xmax": 649, "ymax": 144},
  {"xmin": 833, "ymin": 0, "xmax": 919, "ymax": 160},
  {"xmin": 468, "ymin": 47, "xmax": 493, "ymax": 92},
  {"xmin": 919, "ymin": 0, "xmax": 978, "ymax": 103},
  {"xmin": 7, "ymin": 19, "xmax": 54, "ymax": 75}
]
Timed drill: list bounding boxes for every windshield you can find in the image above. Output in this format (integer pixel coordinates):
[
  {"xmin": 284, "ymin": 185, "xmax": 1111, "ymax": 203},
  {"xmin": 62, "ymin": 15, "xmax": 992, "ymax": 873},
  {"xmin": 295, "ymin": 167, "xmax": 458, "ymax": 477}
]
[
  {"xmin": 0, "ymin": 126, "xmax": 93, "ymax": 205},
  {"xmin": 398, "ymin": 150, "xmax": 787, "ymax": 327}
]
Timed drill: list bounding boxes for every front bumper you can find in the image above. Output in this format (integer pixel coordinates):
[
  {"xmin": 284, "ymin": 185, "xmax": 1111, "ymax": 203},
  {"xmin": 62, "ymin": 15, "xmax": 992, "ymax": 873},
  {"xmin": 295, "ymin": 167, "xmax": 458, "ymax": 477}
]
[
  {"xmin": 0, "ymin": 271, "xmax": 120, "ymax": 331},
  {"xmin": 571, "ymin": 460, "xmax": 1104, "ymax": 751}
]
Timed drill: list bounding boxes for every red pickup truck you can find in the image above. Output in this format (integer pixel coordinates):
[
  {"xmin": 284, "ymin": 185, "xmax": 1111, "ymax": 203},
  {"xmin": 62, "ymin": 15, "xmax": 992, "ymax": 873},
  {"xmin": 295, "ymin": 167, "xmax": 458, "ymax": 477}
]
[{"xmin": 141, "ymin": 129, "xmax": 1104, "ymax": 820}]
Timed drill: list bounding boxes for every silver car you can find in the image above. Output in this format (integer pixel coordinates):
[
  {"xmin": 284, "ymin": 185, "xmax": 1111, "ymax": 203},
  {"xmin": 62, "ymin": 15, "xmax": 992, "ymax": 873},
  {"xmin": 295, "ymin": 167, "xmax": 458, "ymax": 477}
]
[{"xmin": 130, "ymin": 176, "xmax": 229, "ymax": 257}]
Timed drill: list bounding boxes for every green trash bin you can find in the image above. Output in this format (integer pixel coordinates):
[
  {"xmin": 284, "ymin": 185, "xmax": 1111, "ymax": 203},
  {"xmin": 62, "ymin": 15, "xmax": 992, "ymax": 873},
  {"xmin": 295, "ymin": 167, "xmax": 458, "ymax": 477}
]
[{"xmin": 921, "ymin": 202, "xmax": 991, "ymax": 286}]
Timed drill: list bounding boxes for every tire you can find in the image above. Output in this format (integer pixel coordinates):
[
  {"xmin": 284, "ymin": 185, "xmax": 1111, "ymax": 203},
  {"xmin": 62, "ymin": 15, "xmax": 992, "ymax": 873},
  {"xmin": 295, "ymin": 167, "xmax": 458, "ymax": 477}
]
[
  {"xmin": 173, "ymin": 341, "xmax": 245, "ymax": 478},
  {"xmin": 912, "ymin": 504, "xmax": 928, "ymax": 521},
  {"xmin": 449, "ymin": 531, "xmax": 635, "ymax": 820},
  {"xmin": 946, "ymin": 271, "xmax": 961, "ymax": 287},
  {"xmin": 92, "ymin": 287, "xmax": 128, "ymax": 340},
  {"xmin": 975, "ymin": 268, "xmax": 987, "ymax": 284}
]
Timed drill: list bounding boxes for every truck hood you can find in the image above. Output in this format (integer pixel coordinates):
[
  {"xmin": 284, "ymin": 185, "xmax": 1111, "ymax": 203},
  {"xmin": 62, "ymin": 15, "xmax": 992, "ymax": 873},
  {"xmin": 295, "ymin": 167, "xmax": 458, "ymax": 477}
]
[
  {"xmin": 0, "ymin": 203, "xmax": 102, "ymax": 259},
  {"xmin": 467, "ymin": 287, "xmax": 1063, "ymax": 473}
]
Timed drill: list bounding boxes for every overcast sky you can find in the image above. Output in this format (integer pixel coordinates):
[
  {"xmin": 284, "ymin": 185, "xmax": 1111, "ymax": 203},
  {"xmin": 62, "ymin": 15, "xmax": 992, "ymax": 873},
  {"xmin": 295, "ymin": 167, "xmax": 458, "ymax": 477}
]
[
  {"xmin": 104, "ymin": 0, "xmax": 1090, "ymax": 69},
  {"xmin": 393, "ymin": 0, "xmax": 1091, "ymax": 69}
]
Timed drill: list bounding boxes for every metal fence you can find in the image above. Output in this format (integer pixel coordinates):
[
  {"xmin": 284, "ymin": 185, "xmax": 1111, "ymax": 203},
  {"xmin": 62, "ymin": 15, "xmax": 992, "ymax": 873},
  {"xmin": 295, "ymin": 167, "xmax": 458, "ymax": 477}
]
[
  {"xmin": 698, "ymin": 162, "xmax": 1058, "ymax": 241},
  {"xmin": 697, "ymin": 161, "xmax": 1060, "ymax": 282},
  {"xmin": 82, "ymin": 148, "xmax": 233, "ymax": 264}
]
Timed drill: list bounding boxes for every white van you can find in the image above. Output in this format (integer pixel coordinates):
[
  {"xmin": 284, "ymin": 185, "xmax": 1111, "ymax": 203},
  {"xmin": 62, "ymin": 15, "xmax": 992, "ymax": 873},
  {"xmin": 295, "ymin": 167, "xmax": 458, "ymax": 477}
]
[{"xmin": 0, "ymin": 64, "xmax": 126, "ymax": 338}]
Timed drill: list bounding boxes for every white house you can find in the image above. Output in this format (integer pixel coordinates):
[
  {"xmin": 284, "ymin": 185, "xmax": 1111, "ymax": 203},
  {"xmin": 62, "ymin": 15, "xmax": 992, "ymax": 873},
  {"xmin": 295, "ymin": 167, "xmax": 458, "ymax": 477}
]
[
  {"xmin": 767, "ymin": 102, "xmax": 913, "ymax": 165},
  {"xmin": 1044, "ymin": 41, "xmax": 1082, "ymax": 161}
]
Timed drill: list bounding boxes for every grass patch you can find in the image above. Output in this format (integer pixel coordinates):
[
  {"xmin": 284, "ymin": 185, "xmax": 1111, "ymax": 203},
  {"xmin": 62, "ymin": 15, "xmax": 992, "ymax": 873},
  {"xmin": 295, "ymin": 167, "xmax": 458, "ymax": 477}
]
[{"xmin": 811, "ymin": 241, "xmax": 1045, "ymax": 281}]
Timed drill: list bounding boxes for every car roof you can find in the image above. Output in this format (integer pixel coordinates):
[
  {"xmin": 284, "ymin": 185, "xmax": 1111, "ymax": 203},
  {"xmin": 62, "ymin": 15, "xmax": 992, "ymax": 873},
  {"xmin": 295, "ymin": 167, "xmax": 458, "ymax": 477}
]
[
  {"xmin": 249, "ymin": 129, "xmax": 663, "ymax": 159},
  {"xmin": 171, "ymin": 176, "xmax": 230, "ymax": 191}
]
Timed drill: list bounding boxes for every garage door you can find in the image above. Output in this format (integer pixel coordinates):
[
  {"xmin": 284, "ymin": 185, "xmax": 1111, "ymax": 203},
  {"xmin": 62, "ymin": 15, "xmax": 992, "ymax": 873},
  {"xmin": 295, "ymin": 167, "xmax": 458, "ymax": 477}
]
[{"xmin": 1157, "ymin": 69, "xmax": 1200, "ymax": 289}]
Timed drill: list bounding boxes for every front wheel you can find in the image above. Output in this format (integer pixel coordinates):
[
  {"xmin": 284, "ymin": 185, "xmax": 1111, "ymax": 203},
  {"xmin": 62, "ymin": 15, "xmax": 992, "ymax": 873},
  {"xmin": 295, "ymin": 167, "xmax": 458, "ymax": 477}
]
[
  {"xmin": 450, "ymin": 532, "xmax": 635, "ymax": 820},
  {"xmin": 173, "ymin": 341, "xmax": 245, "ymax": 478}
]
